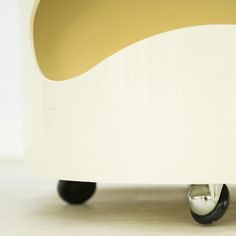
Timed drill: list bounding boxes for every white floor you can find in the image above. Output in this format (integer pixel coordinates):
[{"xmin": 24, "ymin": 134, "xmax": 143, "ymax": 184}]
[{"xmin": 1, "ymin": 161, "xmax": 236, "ymax": 235}]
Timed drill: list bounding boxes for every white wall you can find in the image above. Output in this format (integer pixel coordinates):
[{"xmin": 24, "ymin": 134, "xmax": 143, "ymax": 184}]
[{"xmin": 0, "ymin": 0, "xmax": 22, "ymax": 159}]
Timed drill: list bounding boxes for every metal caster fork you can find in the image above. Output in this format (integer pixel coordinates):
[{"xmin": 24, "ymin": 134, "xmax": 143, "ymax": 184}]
[{"xmin": 188, "ymin": 184, "xmax": 230, "ymax": 224}]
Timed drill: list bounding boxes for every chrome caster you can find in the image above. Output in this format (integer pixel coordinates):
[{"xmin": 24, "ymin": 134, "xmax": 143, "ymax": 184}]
[
  {"xmin": 57, "ymin": 180, "xmax": 96, "ymax": 204},
  {"xmin": 188, "ymin": 184, "xmax": 230, "ymax": 224}
]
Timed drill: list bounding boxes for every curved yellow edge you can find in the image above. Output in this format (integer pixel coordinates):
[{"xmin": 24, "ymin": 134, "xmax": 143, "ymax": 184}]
[{"xmin": 33, "ymin": 0, "xmax": 236, "ymax": 81}]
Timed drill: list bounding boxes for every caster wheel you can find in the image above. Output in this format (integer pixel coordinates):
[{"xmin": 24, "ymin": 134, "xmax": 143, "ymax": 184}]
[
  {"xmin": 188, "ymin": 184, "xmax": 230, "ymax": 224},
  {"xmin": 57, "ymin": 180, "xmax": 96, "ymax": 204}
]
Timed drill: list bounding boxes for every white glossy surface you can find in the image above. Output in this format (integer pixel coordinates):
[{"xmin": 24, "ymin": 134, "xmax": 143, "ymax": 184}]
[{"xmin": 21, "ymin": 0, "xmax": 236, "ymax": 183}]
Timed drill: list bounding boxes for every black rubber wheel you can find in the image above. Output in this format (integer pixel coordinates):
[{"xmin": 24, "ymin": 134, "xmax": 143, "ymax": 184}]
[
  {"xmin": 191, "ymin": 184, "xmax": 230, "ymax": 224},
  {"xmin": 57, "ymin": 180, "xmax": 96, "ymax": 204}
]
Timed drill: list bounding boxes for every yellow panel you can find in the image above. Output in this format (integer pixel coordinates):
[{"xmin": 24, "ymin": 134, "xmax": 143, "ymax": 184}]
[{"xmin": 33, "ymin": 0, "xmax": 236, "ymax": 81}]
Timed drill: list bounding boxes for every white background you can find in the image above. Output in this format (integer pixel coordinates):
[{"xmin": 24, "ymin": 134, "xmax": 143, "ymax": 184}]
[{"xmin": 0, "ymin": 0, "xmax": 22, "ymax": 159}]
